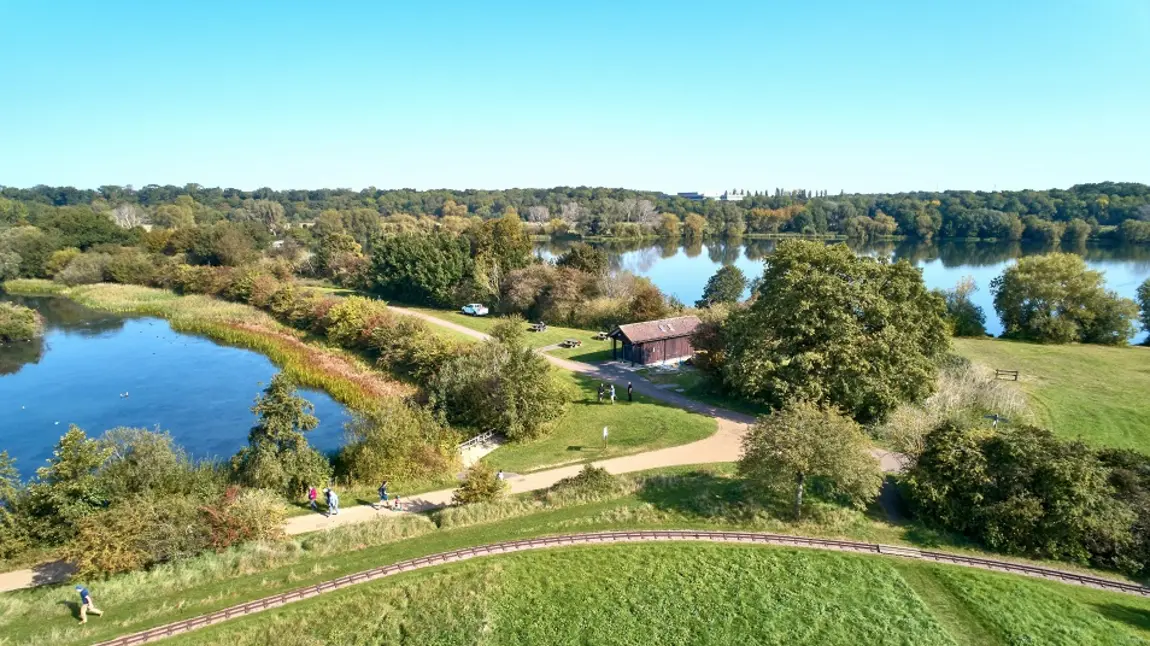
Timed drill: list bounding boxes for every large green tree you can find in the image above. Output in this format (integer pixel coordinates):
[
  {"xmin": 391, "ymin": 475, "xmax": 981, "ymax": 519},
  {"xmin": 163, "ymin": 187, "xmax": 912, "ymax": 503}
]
[
  {"xmin": 905, "ymin": 422, "xmax": 1134, "ymax": 564},
  {"xmin": 940, "ymin": 276, "xmax": 987, "ymax": 337},
  {"xmin": 231, "ymin": 374, "xmax": 331, "ymax": 496},
  {"xmin": 369, "ymin": 231, "xmax": 471, "ymax": 306},
  {"xmin": 555, "ymin": 242, "xmax": 608, "ymax": 276},
  {"xmin": 738, "ymin": 400, "xmax": 881, "ymax": 519},
  {"xmin": 991, "ymin": 253, "xmax": 1138, "ymax": 345},
  {"xmin": 721, "ymin": 241, "xmax": 949, "ymax": 422},
  {"xmin": 696, "ymin": 265, "xmax": 746, "ymax": 307},
  {"xmin": 1137, "ymin": 277, "xmax": 1150, "ymax": 340}
]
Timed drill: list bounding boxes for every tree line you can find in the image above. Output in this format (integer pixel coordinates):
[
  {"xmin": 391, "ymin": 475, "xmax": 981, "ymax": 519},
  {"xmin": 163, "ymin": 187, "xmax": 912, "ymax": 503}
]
[{"xmin": 4, "ymin": 181, "xmax": 1150, "ymax": 244}]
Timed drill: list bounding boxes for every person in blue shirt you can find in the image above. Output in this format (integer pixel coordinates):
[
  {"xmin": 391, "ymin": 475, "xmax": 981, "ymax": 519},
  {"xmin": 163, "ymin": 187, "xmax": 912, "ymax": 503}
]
[{"xmin": 75, "ymin": 585, "xmax": 104, "ymax": 624}]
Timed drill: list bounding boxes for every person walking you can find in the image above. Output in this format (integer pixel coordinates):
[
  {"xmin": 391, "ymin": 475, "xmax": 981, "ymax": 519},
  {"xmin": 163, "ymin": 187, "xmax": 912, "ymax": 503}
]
[
  {"xmin": 324, "ymin": 487, "xmax": 340, "ymax": 516},
  {"xmin": 393, "ymin": 494, "xmax": 402, "ymax": 512},
  {"xmin": 496, "ymin": 470, "xmax": 505, "ymax": 481},
  {"xmin": 377, "ymin": 480, "xmax": 390, "ymax": 509},
  {"xmin": 609, "ymin": 384, "xmax": 616, "ymax": 404},
  {"xmin": 75, "ymin": 585, "xmax": 103, "ymax": 624},
  {"xmin": 307, "ymin": 485, "xmax": 318, "ymax": 513},
  {"xmin": 627, "ymin": 382, "xmax": 633, "ymax": 402},
  {"xmin": 597, "ymin": 383, "xmax": 604, "ymax": 403}
]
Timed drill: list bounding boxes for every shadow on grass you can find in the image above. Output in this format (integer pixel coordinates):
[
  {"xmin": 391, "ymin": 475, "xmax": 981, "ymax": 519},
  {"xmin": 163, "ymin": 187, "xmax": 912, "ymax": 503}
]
[
  {"xmin": 57, "ymin": 600, "xmax": 80, "ymax": 621},
  {"xmin": 1093, "ymin": 604, "xmax": 1150, "ymax": 632},
  {"xmin": 636, "ymin": 471, "xmax": 751, "ymax": 519}
]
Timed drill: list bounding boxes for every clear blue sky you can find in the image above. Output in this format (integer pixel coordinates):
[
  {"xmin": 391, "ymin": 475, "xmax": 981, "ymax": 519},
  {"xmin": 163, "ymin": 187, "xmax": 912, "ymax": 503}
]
[{"xmin": 2, "ymin": 0, "xmax": 1148, "ymax": 193}]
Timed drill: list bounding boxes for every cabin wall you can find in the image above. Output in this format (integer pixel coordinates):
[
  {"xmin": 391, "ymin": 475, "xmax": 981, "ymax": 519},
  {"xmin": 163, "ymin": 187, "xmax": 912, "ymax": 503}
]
[{"xmin": 632, "ymin": 335, "xmax": 694, "ymax": 365}]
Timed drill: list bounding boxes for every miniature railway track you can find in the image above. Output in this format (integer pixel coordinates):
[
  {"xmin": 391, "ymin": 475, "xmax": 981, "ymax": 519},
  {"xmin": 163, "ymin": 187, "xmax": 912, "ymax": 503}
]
[{"xmin": 94, "ymin": 529, "xmax": 1150, "ymax": 645}]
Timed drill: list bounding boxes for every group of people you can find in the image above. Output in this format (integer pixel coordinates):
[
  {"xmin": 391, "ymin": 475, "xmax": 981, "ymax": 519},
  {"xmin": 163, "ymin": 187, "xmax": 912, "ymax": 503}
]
[
  {"xmin": 306, "ymin": 485, "xmax": 342, "ymax": 516},
  {"xmin": 375, "ymin": 480, "xmax": 403, "ymax": 511},
  {"xmin": 597, "ymin": 381, "xmax": 634, "ymax": 404}
]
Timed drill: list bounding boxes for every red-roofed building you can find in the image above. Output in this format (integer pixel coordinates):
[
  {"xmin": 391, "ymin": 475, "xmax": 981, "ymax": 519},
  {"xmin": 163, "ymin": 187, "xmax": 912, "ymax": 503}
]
[{"xmin": 608, "ymin": 315, "xmax": 701, "ymax": 366}]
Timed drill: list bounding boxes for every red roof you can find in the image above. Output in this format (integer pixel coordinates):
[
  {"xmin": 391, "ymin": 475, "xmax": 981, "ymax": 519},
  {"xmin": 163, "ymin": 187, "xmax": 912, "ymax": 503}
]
[{"xmin": 610, "ymin": 315, "xmax": 701, "ymax": 344}]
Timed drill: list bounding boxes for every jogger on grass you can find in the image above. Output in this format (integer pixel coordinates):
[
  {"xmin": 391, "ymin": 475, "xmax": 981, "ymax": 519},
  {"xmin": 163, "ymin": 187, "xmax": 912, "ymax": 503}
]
[{"xmin": 75, "ymin": 585, "xmax": 103, "ymax": 624}]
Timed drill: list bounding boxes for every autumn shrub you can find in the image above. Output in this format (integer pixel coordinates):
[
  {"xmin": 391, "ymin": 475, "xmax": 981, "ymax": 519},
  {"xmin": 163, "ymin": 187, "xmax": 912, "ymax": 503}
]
[
  {"xmin": 369, "ymin": 315, "xmax": 455, "ymax": 380},
  {"xmin": 339, "ymin": 401, "xmax": 460, "ymax": 484},
  {"xmin": 105, "ymin": 251, "xmax": 160, "ymax": 286},
  {"xmin": 452, "ymin": 462, "xmax": 506, "ymax": 505},
  {"xmin": 42, "ymin": 247, "xmax": 81, "ymax": 277},
  {"xmin": 247, "ymin": 273, "xmax": 283, "ymax": 309},
  {"xmin": 547, "ymin": 464, "xmax": 619, "ymax": 498},
  {"xmin": 0, "ymin": 302, "xmax": 43, "ymax": 342},
  {"xmin": 201, "ymin": 487, "xmax": 287, "ymax": 551},
  {"xmin": 54, "ymin": 252, "xmax": 112, "ymax": 286},
  {"xmin": 65, "ymin": 494, "xmax": 207, "ymax": 577},
  {"xmin": 322, "ymin": 296, "xmax": 387, "ymax": 349}
]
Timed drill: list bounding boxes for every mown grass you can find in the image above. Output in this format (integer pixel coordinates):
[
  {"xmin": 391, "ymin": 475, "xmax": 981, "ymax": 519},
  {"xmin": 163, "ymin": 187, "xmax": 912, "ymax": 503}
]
[
  {"xmin": 6, "ymin": 464, "xmax": 1145, "ymax": 646},
  {"xmin": 482, "ymin": 371, "xmax": 717, "ymax": 473},
  {"xmin": 637, "ymin": 365, "xmax": 772, "ymax": 416},
  {"xmin": 405, "ymin": 306, "xmax": 614, "ymax": 361},
  {"xmin": 3, "ymin": 280, "xmax": 415, "ymax": 415},
  {"xmin": 953, "ymin": 338, "xmax": 1150, "ymax": 453},
  {"xmin": 164, "ymin": 544, "xmax": 959, "ymax": 646}
]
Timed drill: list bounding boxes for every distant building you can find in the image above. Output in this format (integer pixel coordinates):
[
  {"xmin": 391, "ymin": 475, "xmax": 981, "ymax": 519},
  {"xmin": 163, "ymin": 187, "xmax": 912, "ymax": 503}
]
[
  {"xmin": 675, "ymin": 189, "xmax": 745, "ymax": 202},
  {"xmin": 608, "ymin": 315, "xmax": 701, "ymax": 366}
]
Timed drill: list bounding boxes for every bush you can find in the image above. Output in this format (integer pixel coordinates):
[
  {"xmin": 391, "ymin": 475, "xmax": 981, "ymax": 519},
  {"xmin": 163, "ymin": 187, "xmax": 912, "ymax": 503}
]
[
  {"xmin": 339, "ymin": 401, "xmax": 460, "ymax": 484},
  {"xmin": 105, "ymin": 251, "xmax": 160, "ymax": 286},
  {"xmin": 548, "ymin": 465, "xmax": 619, "ymax": 498},
  {"xmin": 0, "ymin": 302, "xmax": 43, "ymax": 342},
  {"xmin": 43, "ymin": 247, "xmax": 81, "ymax": 277},
  {"xmin": 201, "ymin": 487, "xmax": 287, "ymax": 550},
  {"xmin": 54, "ymin": 252, "xmax": 112, "ymax": 286},
  {"xmin": 452, "ymin": 462, "xmax": 506, "ymax": 505},
  {"xmin": 65, "ymin": 494, "xmax": 207, "ymax": 577}
]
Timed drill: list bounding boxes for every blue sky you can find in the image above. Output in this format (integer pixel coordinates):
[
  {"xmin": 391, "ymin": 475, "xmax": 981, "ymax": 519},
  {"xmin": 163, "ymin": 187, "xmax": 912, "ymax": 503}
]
[{"xmin": 1, "ymin": 0, "xmax": 1148, "ymax": 193}]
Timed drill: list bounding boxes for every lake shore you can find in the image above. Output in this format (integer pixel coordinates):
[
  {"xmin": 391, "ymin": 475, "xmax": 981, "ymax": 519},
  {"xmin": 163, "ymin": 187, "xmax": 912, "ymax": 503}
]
[{"xmin": 1, "ymin": 280, "xmax": 413, "ymax": 414}]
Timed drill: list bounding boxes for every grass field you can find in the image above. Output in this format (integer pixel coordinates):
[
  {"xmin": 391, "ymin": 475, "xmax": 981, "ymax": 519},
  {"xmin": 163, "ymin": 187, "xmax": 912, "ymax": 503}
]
[
  {"xmin": 482, "ymin": 371, "xmax": 717, "ymax": 473},
  {"xmin": 954, "ymin": 338, "xmax": 1150, "ymax": 453},
  {"xmin": 6, "ymin": 464, "xmax": 1145, "ymax": 646},
  {"xmin": 405, "ymin": 306, "xmax": 615, "ymax": 362},
  {"xmin": 637, "ymin": 365, "xmax": 772, "ymax": 416},
  {"xmin": 134, "ymin": 545, "xmax": 1150, "ymax": 646}
]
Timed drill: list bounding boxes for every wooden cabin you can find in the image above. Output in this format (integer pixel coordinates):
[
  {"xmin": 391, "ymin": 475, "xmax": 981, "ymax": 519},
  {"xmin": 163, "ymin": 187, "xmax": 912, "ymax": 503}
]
[{"xmin": 608, "ymin": 315, "xmax": 701, "ymax": 366}]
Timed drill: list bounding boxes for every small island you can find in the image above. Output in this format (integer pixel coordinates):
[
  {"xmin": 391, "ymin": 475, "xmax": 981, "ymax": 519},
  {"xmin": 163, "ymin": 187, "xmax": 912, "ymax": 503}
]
[{"xmin": 0, "ymin": 301, "xmax": 44, "ymax": 343}]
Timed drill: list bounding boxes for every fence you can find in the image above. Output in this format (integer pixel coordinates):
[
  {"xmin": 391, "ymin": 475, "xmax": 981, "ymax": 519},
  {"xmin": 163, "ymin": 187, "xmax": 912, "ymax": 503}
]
[
  {"xmin": 457, "ymin": 429, "xmax": 498, "ymax": 451},
  {"xmin": 92, "ymin": 530, "xmax": 1150, "ymax": 646},
  {"xmin": 995, "ymin": 369, "xmax": 1019, "ymax": 381}
]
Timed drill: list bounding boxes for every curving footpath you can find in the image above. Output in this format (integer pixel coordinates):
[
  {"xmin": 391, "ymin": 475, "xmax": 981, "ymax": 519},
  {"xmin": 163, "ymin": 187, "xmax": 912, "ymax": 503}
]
[
  {"xmin": 91, "ymin": 529, "xmax": 1150, "ymax": 646},
  {"xmin": 0, "ymin": 307, "xmax": 900, "ymax": 591}
]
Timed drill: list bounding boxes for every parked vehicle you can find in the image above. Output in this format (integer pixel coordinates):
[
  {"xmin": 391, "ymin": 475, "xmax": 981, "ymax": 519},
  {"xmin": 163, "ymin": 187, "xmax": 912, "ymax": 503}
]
[{"xmin": 461, "ymin": 303, "xmax": 489, "ymax": 316}]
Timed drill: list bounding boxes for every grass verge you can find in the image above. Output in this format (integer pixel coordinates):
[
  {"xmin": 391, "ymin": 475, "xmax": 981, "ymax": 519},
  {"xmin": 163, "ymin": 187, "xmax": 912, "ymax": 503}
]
[
  {"xmin": 481, "ymin": 371, "xmax": 717, "ymax": 473},
  {"xmin": 953, "ymin": 338, "xmax": 1150, "ymax": 453},
  {"xmin": 636, "ymin": 365, "xmax": 772, "ymax": 416}
]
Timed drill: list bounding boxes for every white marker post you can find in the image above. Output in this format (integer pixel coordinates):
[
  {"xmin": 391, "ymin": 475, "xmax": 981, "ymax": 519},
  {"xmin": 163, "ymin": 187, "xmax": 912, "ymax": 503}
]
[{"xmin": 602, "ymin": 426, "xmax": 609, "ymax": 449}]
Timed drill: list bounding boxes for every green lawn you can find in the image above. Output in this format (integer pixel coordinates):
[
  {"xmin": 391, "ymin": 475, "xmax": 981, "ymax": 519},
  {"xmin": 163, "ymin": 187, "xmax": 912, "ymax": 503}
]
[
  {"xmin": 153, "ymin": 544, "xmax": 1150, "ymax": 646},
  {"xmin": 954, "ymin": 338, "xmax": 1150, "ymax": 453},
  {"xmin": 637, "ymin": 365, "xmax": 772, "ymax": 416},
  {"xmin": 405, "ymin": 306, "xmax": 615, "ymax": 361},
  {"xmin": 482, "ymin": 371, "xmax": 717, "ymax": 473},
  {"xmin": 7, "ymin": 464, "xmax": 1148, "ymax": 646}
]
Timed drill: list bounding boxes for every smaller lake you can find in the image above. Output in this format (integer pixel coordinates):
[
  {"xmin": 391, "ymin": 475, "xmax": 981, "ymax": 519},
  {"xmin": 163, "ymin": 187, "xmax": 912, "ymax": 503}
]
[
  {"xmin": 0, "ymin": 295, "xmax": 352, "ymax": 475},
  {"xmin": 536, "ymin": 239, "xmax": 1150, "ymax": 344}
]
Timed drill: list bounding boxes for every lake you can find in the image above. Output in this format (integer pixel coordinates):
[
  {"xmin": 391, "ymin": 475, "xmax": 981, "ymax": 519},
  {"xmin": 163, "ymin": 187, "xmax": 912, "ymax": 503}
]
[
  {"xmin": 536, "ymin": 238, "xmax": 1150, "ymax": 343},
  {"xmin": 0, "ymin": 294, "xmax": 352, "ymax": 475}
]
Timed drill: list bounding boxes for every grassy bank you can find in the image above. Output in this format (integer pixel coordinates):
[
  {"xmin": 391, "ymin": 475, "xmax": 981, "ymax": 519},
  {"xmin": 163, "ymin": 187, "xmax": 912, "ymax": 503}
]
[
  {"xmin": 165, "ymin": 543, "xmax": 1150, "ymax": 646},
  {"xmin": 405, "ymin": 306, "xmax": 614, "ymax": 359},
  {"xmin": 636, "ymin": 365, "xmax": 772, "ymax": 417},
  {"xmin": 954, "ymin": 338, "xmax": 1150, "ymax": 453},
  {"xmin": 2, "ymin": 279, "xmax": 414, "ymax": 413},
  {"xmin": 5, "ymin": 464, "xmax": 1144, "ymax": 646}
]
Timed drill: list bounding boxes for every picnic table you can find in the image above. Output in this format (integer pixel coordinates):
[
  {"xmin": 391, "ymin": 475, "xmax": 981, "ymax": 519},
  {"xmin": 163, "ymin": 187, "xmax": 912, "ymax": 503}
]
[
  {"xmin": 559, "ymin": 338, "xmax": 582, "ymax": 348},
  {"xmin": 529, "ymin": 322, "xmax": 548, "ymax": 332},
  {"xmin": 592, "ymin": 331, "xmax": 609, "ymax": 341}
]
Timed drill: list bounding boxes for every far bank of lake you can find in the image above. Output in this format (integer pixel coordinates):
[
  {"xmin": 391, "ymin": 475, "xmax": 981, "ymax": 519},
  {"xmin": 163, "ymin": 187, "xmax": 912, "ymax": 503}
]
[{"xmin": 536, "ymin": 238, "xmax": 1150, "ymax": 342}]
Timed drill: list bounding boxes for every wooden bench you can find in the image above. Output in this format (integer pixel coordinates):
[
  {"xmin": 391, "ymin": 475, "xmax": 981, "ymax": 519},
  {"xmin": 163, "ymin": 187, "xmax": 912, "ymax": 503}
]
[{"xmin": 995, "ymin": 369, "xmax": 1019, "ymax": 381}]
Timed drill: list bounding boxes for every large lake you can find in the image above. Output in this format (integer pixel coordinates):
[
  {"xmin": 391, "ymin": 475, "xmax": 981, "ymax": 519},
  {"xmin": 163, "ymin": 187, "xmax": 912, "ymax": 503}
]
[
  {"xmin": 0, "ymin": 295, "xmax": 351, "ymax": 475},
  {"xmin": 536, "ymin": 238, "xmax": 1150, "ymax": 343}
]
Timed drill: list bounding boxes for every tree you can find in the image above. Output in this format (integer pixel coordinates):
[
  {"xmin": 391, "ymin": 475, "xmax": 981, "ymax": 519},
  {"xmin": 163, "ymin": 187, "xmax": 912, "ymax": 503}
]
[
  {"xmin": 656, "ymin": 213, "xmax": 681, "ymax": 239},
  {"xmin": 340, "ymin": 400, "xmax": 459, "ymax": 484},
  {"xmin": 991, "ymin": 253, "xmax": 1138, "ymax": 345},
  {"xmin": 555, "ymin": 242, "xmax": 608, "ymax": 276},
  {"xmin": 684, "ymin": 213, "xmax": 707, "ymax": 240},
  {"xmin": 369, "ymin": 232, "xmax": 471, "ymax": 306},
  {"xmin": 737, "ymin": 400, "xmax": 881, "ymax": 519},
  {"xmin": 110, "ymin": 203, "xmax": 147, "ymax": 229},
  {"xmin": 721, "ymin": 241, "xmax": 949, "ymax": 422},
  {"xmin": 940, "ymin": 276, "xmax": 987, "ymax": 337},
  {"xmin": 231, "ymin": 374, "xmax": 331, "ymax": 496},
  {"xmin": 905, "ymin": 422, "xmax": 1134, "ymax": 563},
  {"xmin": 452, "ymin": 462, "xmax": 506, "ymax": 505},
  {"xmin": 152, "ymin": 202, "xmax": 195, "ymax": 229},
  {"xmin": 1138, "ymin": 278, "xmax": 1150, "ymax": 340},
  {"xmin": 24, "ymin": 426, "xmax": 113, "ymax": 544},
  {"xmin": 696, "ymin": 265, "xmax": 746, "ymax": 307},
  {"xmin": 430, "ymin": 317, "xmax": 570, "ymax": 441}
]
